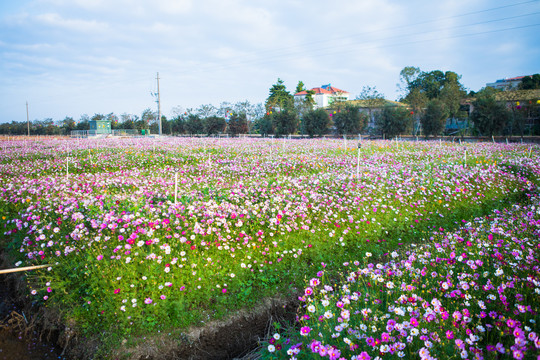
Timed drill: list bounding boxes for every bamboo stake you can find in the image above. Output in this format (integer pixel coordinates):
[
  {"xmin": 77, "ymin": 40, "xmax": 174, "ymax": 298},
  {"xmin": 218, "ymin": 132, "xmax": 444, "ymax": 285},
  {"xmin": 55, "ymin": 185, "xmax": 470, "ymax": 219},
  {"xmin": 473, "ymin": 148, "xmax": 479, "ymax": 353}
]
[
  {"xmin": 356, "ymin": 143, "xmax": 361, "ymax": 179},
  {"xmin": 174, "ymin": 171, "xmax": 178, "ymax": 205},
  {"xmin": 0, "ymin": 264, "xmax": 51, "ymax": 275}
]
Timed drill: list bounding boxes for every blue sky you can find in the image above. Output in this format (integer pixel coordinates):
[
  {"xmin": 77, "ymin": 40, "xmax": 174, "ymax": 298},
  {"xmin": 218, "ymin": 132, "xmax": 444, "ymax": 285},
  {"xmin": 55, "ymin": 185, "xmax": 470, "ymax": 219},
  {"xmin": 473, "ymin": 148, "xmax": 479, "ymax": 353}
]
[{"xmin": 1, "ymin": 0, "xmax": 539, "ymax": 123}]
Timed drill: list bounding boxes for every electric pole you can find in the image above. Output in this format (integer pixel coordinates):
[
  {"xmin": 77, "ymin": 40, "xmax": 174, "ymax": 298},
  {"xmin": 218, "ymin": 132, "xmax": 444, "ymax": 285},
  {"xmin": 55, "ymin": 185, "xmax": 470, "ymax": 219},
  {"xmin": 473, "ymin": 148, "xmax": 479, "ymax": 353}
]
[
  {"xmin": 156, "ymin": 72, "xmax": 162, "ymax": 136},
  {"xmin": 26, "ymin": 101, "xmax": 30, "ymax": 136}
]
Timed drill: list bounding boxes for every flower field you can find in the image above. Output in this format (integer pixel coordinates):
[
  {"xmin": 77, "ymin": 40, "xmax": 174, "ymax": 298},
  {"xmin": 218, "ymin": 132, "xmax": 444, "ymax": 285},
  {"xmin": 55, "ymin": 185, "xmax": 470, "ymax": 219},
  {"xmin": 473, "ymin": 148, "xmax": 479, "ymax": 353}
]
[{"xmin": 0, "ymin": 137, "xmax": 539, "ymax": 358}]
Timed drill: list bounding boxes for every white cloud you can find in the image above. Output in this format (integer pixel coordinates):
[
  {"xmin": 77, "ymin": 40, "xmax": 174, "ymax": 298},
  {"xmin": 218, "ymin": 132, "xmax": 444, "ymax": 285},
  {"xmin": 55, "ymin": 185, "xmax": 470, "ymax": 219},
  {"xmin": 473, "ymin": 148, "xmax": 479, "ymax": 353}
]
[{"xmin": 34, "ymin": 12, "xmax": 109, "ymax": 33}]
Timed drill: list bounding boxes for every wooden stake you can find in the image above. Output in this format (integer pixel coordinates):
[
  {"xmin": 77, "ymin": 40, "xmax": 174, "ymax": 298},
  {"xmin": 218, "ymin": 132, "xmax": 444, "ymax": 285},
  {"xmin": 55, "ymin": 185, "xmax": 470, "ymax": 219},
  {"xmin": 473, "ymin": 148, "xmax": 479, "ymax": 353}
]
[{"xmin": 0, "ymin": 264, "xmax": 51, "ymax": 275}]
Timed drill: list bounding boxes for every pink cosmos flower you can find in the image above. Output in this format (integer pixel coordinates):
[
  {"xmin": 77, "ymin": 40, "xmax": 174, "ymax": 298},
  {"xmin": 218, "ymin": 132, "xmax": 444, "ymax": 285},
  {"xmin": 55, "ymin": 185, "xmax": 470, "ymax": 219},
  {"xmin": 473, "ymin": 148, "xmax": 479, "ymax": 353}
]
[
  {"xmin": 97, "ymin": 255, "xmax": 103, "ymax": 261},
  {"xmin": 144, "ymin": 298, "xmax": 152, "ymax": 304},
  {"xmin": 327, "ymin": 347, "xmax": 341, "ymax": 360},
  {"xmin": 300, "ymin": 326, "xmax": 311, "ymax": 336},
  {"xmin": 358, "ymin": 351, "xmax": 371, "ymax": 360}
]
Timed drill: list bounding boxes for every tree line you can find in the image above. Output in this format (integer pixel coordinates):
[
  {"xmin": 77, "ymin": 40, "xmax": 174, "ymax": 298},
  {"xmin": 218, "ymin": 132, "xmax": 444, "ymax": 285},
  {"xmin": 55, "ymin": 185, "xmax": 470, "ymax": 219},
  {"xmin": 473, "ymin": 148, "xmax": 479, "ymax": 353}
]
[{"xmin": 2, "ymin": 71, "xmax": 539, "ymax": 138}]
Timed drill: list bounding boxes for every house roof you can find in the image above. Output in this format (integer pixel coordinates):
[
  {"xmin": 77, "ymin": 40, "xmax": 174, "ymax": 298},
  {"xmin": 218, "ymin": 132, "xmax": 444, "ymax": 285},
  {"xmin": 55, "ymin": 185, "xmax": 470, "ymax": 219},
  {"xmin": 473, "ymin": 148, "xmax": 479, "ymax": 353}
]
[
  {"xmin": 505, "ymin": 76, "xmax": 528, "ymax": 81},
  {"xmin": 294, "ymin": 85, "xmax": 349, "ymax": 96},
  {"xmin": 346, "ymin": 99, "xmax": 408, "ymax": 108},
  {"xmin": 495, "ymin": 89, "xmax": 540, "ymax": 101}
]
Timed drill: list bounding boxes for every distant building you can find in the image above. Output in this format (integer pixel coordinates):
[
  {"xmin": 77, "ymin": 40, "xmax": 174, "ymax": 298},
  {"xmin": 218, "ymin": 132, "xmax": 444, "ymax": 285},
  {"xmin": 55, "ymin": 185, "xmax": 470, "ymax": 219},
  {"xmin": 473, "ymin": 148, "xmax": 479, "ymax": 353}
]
[
  {"xmin": 486, "ymin": 76, "xmax": 531, "ymax": 91},
  {"xmin": 89, "ymin": 119, "xmax": 112, "ymax": 135},
  {"xmin": 294, "ymin": 84, "xmax": 350, "ymax": 108}
]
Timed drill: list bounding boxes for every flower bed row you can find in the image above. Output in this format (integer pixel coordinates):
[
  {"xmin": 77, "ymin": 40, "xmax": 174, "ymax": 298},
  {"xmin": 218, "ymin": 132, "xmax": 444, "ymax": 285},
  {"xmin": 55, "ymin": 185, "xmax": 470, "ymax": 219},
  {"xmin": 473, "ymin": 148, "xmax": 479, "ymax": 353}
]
[
  {"xmin": 261, "ymin": 196, "xmax": 540, "ymax": 359},
  {"xmin": 0, "ymin": 138, "xmax": 538, "ymax": 357}
]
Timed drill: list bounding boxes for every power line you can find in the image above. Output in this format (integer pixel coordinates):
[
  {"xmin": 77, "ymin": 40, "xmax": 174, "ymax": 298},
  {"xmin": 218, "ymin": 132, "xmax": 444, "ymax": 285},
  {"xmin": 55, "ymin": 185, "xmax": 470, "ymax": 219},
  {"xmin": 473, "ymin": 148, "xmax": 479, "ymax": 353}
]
[
  {"xmin": 179, "ymin": 0, "xmax": 539, "ymax": 73},
  {"xmin": 173, "ymin": 13, "xmax": 540, "ymax": 77}
]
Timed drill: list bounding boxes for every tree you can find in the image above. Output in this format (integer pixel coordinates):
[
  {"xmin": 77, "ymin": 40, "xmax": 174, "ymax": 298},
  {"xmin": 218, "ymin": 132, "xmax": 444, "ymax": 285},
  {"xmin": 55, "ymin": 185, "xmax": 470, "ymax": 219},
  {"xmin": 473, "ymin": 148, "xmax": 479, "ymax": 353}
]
[
  {"xmin": 196, "ymin": 104, "xmax": 217, "ymax": 119},
  {"xmin": 76, "ymin": 114, "xmax": 90, "ymax": 130},
  {"xmin": 217, "ymin": 102, "xmax": 233, "ymax": 118},
  {"xmin": 374, "ymin": 106, "xmax": 413, "ymax": 139},
  {"xmin": 271, "ymin": 110, "xmax": 298, "ymax": 137},
  {"xmin": 409, "ymin": 70, "xmax": 446, "ymax": 100},
  {"xmin": 171, "ymin": 116, "xmax": 185, "ymax": 135},
  {"xmin": 184, "ymin": 114, "xmax": 204, "ymax": 134},
  {"xmin": 294, "ymin": 81, "xmax": 315, "ymax": 118},
  {"xmin": 470, "ymin": 97, "xmax": 511, "ymax": 137},
  {"xmin": 519, "ymin": 74, "xmax": 540, "ymax": 90},
  {"xmin": 302, "ymin": 109, "xmax": 330, "ymax": 137},
  {"xmin": 397, "ymin": 66, "xmax": 421, "ymax": 98},
  {"xmin": 204, "ymin": 116, "xmax": 226, "ymax": 136},
  {"xmin": 421, "ymin": 99, "xmax": 448, "ymax": 137},
  {"xmin": 61, "ymin": 116, "xmax": 76, "ymax": 135},
  {"xmin": 91, "ymin": 113, "xmax": 105, "ymax": 121},
  {"xmin": 141, "ymin": 108, "xmax": 156, "ymax": 126},
  {"xmin": 439, "ymin": 72, "xmax": 467, "ymax": 124},
  {"xmin": 227, "ymin": 112, "xmax": 249, "ymax": 136},
  {"xmin": 265, "ymin": 78, "xmax": 294, "ymax": 112},
  {"xmin": 254, "ymin": 115, "xmax": 273, "ymax": 137},
  {"xmin": 119, "ymin": 113, "xmax": 136, "ymax": 129},
  {"xmin": 333, "ymin": 104, "xmax": 366, "ymax": 136},
  {"xmin": 295, "ymin": 81, "xmax": 306, "ymax": 94},
  {"xmin": 355, "ymin": 86, "xmax": 386, "ymax": 125}
]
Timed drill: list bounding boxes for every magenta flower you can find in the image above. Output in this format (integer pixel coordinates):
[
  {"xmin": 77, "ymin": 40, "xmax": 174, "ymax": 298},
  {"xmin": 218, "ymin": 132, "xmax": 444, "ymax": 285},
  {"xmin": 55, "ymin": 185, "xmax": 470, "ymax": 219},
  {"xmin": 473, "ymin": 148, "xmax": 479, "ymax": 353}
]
[
  {"xmin": 310, "ymin": 340, "xmax": 321, "ymax": 353},
  {"xmin": 144, "ymin": 298, "xmax": 152, "ymax": 304},
  {"xmin": 446, "ymin": 330, "xmax": 454, "ymax": 339},
  {"xmin": 300, "ymin": 326, "xmax": 311, "ymax": 336},
  {"xmin": 114, "ymin": 288, "xmax": 120, "ymax": 294},
  {"xmin": 96, "ymin": 255, "xmax": 103, "ymax": 261},
  {"xmin": 358, "ymin": 351, "xmax": 371, "ymax": 360},
  {"xmin": 327, "ymin": 347, "xmax": 341, "ymax": 360}
]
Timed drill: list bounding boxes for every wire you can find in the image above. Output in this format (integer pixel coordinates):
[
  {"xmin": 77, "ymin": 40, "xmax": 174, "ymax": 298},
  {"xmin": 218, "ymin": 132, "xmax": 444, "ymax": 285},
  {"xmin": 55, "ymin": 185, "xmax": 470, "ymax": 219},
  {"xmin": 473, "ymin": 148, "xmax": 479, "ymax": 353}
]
[
  {"xmin": 171, "ymin": 12, "xmax": 540, "ymax": 77},
  {"xmin": 180, "ymin": 0, "xmax": 540, "ymax": 71}
]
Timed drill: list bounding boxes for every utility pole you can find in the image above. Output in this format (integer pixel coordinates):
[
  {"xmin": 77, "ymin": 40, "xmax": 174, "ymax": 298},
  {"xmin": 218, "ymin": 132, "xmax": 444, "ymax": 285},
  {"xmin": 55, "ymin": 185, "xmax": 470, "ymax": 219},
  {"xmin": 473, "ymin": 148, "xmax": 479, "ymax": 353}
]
[
  {"xmin": 156, "ymin": 72, "xmax": 162, "ymax": 136},
  {"xmin": 26, "ymin": 101, "xmax": 30, "ymax": 136}
]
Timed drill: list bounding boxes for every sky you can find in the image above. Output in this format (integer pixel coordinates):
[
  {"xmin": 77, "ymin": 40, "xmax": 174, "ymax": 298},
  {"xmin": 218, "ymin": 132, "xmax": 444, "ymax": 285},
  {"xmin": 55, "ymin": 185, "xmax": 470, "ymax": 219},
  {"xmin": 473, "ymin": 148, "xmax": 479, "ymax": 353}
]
[{"xmin": 1, "ymin": 0, "xmax": 539, "ymax": 123}]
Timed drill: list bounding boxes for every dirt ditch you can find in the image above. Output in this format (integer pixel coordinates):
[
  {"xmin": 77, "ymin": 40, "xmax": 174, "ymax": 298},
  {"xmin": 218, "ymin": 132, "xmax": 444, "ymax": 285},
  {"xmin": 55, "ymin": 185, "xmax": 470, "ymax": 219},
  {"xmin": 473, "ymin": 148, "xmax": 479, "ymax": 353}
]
[
  {"xmin": 0, "ymin": 269, "xmax": 66, "ymax": 360},
  {"xmin": 0, "ymin": 254, "xmax": 299, "ymax": 359}
]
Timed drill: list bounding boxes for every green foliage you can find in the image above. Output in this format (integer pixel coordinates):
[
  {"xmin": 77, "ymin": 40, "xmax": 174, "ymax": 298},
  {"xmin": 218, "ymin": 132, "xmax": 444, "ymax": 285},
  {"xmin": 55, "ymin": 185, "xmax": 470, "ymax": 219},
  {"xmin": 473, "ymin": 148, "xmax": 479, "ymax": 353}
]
[
  {"xmin": 374, "ymin": 105, "xmax": 413, "ymax": 138},
  {"xmin": 421, "ymin": 99, "xmax": 448, "ymax": 137},
  {"xmin": 227, "ymin": 113, "xmax": 249, "ymax": 136},
  {"xmin": 400, "ymin": 67, "xmax": 466, "ymax": 122},
  {"xmin": 470, "ymin": 96, "xmax": 511, "ymax": 136},
  {"xmin": 254, "ymin": 116, "xmax": 274, "ymax": 136},
  {"xmin": 203, "ymin": 116, "xmax": 227, "ymax": 135},
  {"xmin": 184, "ymin": 114, "xmax": 204, "ymax": 134},
  {"xmin": 271, "ymin": 110, "xmax": 298, "ymax": 137},
  {"xmin": 519, "ymin": 74, "xmax": 540, "ymax": 90},
  {"xmin": 295, "ymin": 81, "xmax": 306, "ymax": 94},
  {"xmin": 266, "ymin": 79, "xmax": 294, "ymax": 112},
  {"xmin": 301, "ymin": 109, "xmax": 330, "ymax": 137},
  {"xmin": 332, "ymin": 105, "xmax": 366, "ymax": 135}
]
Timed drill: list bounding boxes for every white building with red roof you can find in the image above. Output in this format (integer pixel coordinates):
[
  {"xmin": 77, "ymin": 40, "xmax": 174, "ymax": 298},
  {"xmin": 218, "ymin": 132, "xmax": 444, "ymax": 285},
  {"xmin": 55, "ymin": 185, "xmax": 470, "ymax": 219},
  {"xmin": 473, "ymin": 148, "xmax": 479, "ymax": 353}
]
[
  {"xmin": 486, "ymin": 76, "xmax": 531, "ymax": 90},
  {"xmin": 294, "ymin": 84, "xmax": 350, "ymax": 108}
]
